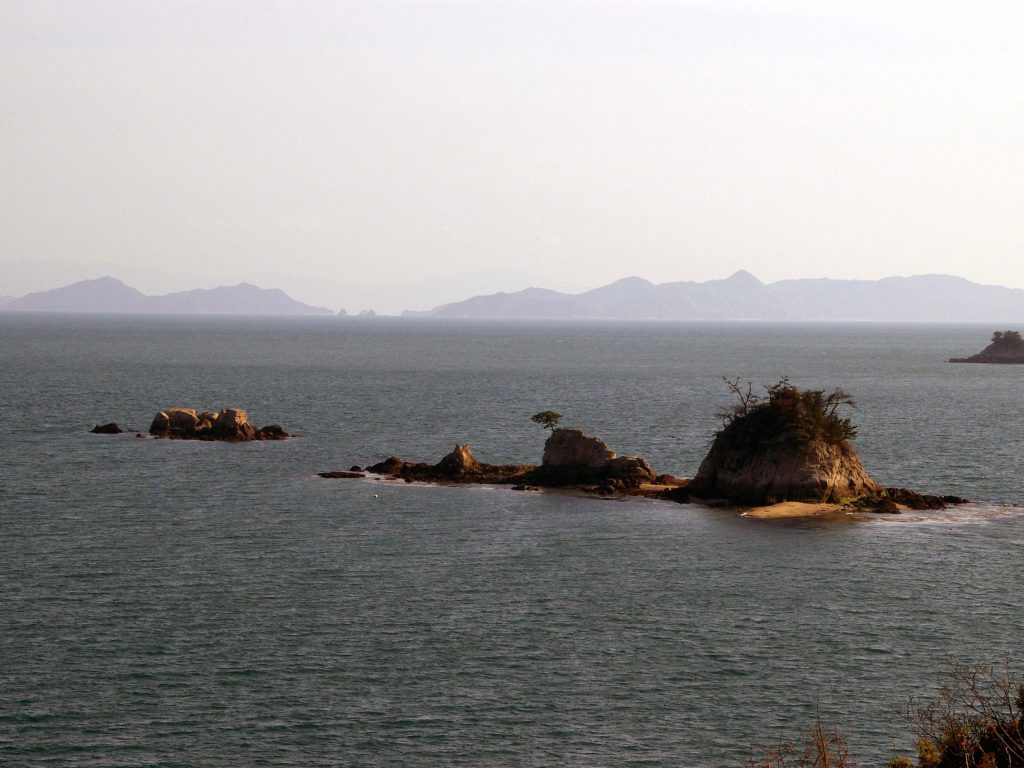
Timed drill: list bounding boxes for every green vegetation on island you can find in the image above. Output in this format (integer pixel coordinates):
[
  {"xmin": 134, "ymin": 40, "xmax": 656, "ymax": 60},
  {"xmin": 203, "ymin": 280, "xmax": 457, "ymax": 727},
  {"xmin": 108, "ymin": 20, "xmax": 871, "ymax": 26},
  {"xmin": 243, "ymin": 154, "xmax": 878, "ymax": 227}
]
[{"xmin": 950, "ymin": 330, "xmax": 1024, "ymax": 364}]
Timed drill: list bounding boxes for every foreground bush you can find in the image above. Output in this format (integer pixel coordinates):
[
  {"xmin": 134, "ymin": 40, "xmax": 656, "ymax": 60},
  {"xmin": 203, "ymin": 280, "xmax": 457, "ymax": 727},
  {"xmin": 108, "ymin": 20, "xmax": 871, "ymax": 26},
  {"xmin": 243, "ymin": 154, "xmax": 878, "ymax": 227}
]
[{"xmin": 747, "ymin": 659, "xmax": 1024, "ymax": 768}]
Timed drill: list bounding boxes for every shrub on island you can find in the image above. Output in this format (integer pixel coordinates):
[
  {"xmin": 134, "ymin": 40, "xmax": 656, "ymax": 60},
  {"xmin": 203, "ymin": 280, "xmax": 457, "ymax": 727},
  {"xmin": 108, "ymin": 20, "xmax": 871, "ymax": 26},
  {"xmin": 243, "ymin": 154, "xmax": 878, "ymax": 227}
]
[{"xmin": 684, "ymin": 378, "xmax": 879, "ymax": 505}]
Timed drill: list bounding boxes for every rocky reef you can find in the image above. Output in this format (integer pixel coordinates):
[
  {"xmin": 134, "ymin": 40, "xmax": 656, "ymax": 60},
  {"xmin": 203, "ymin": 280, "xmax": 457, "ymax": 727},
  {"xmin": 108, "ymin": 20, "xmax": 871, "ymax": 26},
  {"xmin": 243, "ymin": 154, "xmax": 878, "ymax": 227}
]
[
  {"xmin": 149, "ymin": 407, "xmax": 288, "ymax": 441},
  {"xmin": 950, "ymin": 330, "xmax": 1024, "ymax": 363},
  {"xmin": 321, "ymin": 428, "xmax": 665, "ymax": 494}
]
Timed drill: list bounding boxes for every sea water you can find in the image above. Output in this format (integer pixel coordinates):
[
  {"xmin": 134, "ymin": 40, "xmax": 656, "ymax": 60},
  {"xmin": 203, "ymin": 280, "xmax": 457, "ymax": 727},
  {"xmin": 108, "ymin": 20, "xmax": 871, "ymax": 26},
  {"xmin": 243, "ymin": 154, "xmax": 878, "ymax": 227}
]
[{"xmin": 2, "ymin": 315, "xmax": 1022, "ymax": 766}]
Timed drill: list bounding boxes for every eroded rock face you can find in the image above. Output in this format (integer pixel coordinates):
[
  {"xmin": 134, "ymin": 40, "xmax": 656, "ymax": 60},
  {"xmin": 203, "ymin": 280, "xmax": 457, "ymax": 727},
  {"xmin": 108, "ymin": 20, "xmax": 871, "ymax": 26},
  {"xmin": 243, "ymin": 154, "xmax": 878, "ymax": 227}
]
[
  {"xmin": 542, "ymin": 428, "xmax": 617, "ymax": 469},
  {"xmin": 211, "ymin": 408, "xmax": 257, "ymax": 441},
  {"xmin": 687, "ymin": 437, "xmax": 880, "ymax": 505},
  {"xmin": 435, "ymin": 444, "xmax": 482, "ymax": 477},
  {"xmin": 149, "ymin": 407, "xmax": 288, "ymax": 441},
  {"xmin": 540, "ymin": 428, "xmax": 656, "ymax": 486}
]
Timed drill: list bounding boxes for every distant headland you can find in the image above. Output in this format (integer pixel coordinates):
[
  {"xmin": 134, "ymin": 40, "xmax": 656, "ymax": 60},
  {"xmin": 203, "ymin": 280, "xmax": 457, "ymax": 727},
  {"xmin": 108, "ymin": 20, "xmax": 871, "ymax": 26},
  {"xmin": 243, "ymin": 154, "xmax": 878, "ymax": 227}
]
[
  {"xmin": 2, "ymin": 277, "xmax": 334, "ymax": 316},
  {"xmin": 950, "ymin": 330, "xmax": 1024, "ymax": 364}
]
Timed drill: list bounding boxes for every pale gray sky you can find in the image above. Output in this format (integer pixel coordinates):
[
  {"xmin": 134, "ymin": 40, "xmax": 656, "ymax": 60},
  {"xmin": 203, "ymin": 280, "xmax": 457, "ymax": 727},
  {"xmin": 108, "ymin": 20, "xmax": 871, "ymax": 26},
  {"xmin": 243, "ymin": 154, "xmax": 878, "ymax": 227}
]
[{"xmin": 2, "ymin": 0, "xmax": 1022, "ymax": 309}]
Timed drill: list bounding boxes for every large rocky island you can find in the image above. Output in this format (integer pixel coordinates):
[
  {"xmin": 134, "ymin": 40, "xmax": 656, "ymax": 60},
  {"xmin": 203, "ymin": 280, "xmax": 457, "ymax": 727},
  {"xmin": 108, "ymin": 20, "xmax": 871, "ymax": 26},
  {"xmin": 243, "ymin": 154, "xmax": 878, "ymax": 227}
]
[
  {"xmin": 322, "ymin": 382, "xmax": 967, "ymax": 516},
  {"xmin": 950, "ymin": 330, "xmax": 1024, "ymax": 363}
]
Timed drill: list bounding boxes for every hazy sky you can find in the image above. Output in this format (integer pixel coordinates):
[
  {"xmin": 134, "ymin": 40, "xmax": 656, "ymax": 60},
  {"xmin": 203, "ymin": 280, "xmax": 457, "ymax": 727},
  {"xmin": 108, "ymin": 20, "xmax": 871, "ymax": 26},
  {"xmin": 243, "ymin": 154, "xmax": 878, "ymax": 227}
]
[{"xmin": 2, "ymin": 0, "xmax": 1023, "ymax": 300}]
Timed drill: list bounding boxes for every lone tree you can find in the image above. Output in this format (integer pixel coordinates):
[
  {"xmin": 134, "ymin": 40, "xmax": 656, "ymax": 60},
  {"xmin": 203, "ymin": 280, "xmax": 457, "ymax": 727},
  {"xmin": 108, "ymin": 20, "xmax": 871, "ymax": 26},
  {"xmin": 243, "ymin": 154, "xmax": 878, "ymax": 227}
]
[{"xmin": 531, "ymin": 410, "xmax": 562, "ymax": 431}]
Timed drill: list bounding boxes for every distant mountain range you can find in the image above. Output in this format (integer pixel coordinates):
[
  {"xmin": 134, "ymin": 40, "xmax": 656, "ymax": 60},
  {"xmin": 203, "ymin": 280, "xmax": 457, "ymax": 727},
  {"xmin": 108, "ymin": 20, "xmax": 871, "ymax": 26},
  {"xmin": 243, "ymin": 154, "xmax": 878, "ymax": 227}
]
[
  {"xmin": 413, "ymin": 271, "xmax": 1024, "ymax": 322},
  {"xmin": 3, "ymin": 277, "xmax": 333, "ymax": 316},
  {"xmin": 8, "ymin": 271, "xmax": 1024, "ymax": 322}
]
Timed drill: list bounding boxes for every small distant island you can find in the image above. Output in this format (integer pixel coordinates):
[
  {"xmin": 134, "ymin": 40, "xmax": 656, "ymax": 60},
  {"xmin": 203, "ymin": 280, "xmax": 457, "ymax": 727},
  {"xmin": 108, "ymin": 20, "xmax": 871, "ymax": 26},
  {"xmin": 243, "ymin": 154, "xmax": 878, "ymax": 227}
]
[
  {"xmin": 322, "ymin": 383, "xmax": 967, "ymax": 517},
  {"xmin": 950, "ymin": 330, "xmax": 1024, "ymax": 364}
]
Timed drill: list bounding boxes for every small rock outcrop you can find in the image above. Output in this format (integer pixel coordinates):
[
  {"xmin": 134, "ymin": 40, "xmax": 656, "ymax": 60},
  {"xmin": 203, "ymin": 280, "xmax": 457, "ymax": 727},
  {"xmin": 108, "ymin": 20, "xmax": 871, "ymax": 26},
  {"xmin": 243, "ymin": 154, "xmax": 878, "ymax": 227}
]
[
  {"xmin": 90, "ymin": 422, "xmax": 123, "ymax": 434},
  {"xmin": 363, "ymin": 444, "xmax": 532, "ymax": 484},
  {"xmin": 542, "ymin": 429, "xmax": 616, "ymax": 468},
  {"xmin": 148, "ymin": 407, "xmax": 288, "ymax": 441},
  {"xmin": 950, "ymin": 330, "xmax": 1024, "ymax": 363},
  {"xmin": 538, "ymin": 428, "xmax": 656, "ymax": 486},
  {"xmin": 435, "ymin": 444, "xmax": 483, "ymax": 477}
]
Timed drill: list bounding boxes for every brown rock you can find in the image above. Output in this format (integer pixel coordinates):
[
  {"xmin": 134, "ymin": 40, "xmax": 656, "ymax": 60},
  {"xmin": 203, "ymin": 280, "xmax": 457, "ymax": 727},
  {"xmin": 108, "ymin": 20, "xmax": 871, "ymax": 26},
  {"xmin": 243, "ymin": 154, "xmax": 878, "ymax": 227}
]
[
  {"xmin": 689, "ymin": 438, "xmax": 880, "ymax": 505},
  {"xmin": 368, "ymin": 456, "xmax": 406, "ymax": 475},
  {"xmin": 540, "ymin": 428, "xmax": 656, "ymax": 487},
  {"xmin": 90, "ymin": 423, "xmax": 123, "ymax": 434},
  {"xmin": 149, "ymin": 407, "xmax": 201, "ymax": 438},
  {"xmin": 435, "ymin": 444, "xmax": 482, "ymax": 477},
  {"xmin": 148, "ymin": 407, "xmax": 287, "ymax": 442},
  {"xmin": 653, "ymin": 474, "xmax": 686, "ymax": 486},
  {"xmin": 211, "ymin": 408, "xmax": 256, "ymax": 441},
  {"xmin": 885, "ymin": 487, "xmax": 949, "ymax": 510},
  {"xmin": 257, "ymin": 424, "xmax": 288, "ymax": 440},
  {"xmin": 542, "ymin": 428, "xmax": 616, "ymax": 469},
  {"xmin": 607, "ymin": 455, "xmax": 657, "ymax": 484},
  {"xmin": 319, "ymin": 470, "xmax": 366, "ymax": 479}
]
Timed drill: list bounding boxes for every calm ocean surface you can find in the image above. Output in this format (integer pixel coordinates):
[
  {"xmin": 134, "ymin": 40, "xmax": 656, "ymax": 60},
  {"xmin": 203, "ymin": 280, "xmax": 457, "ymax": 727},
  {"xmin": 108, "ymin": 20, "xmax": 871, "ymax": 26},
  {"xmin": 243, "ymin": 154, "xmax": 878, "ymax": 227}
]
[{"xmin": 2, "ymin": 315, "xmax": 1022, "ymax": 767}]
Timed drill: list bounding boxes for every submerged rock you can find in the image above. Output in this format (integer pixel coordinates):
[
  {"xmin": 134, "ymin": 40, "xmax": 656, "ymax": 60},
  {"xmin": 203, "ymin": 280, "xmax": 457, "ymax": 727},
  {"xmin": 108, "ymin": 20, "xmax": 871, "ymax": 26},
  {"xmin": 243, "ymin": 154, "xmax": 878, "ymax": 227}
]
[
  {"xmin": 90, "ymin": 422, "xmax": 123, "ymax": 434},
  {"xmin": 148, "ymin": 407, "xmax": 288, "ymax": 441}
]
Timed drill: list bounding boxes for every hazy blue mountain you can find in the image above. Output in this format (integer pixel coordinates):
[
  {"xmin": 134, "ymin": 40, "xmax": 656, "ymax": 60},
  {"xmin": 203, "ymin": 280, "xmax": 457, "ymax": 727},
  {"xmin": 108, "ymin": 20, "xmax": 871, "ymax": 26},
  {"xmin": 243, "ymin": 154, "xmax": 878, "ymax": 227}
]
[
  {"xmin": 7, "ymin": 277, "xmax": 150, "ymax": 313},
  {"xmin": 5, "ymin": 277, "xmax": 333, "ymax": 316},
  {"xmin": 146, "ymin": 283, "xmax": 332, "ymax": 315},
  {"xmin": 423, "ymin": 271, "xmax": 1024, "ymax": 322}
]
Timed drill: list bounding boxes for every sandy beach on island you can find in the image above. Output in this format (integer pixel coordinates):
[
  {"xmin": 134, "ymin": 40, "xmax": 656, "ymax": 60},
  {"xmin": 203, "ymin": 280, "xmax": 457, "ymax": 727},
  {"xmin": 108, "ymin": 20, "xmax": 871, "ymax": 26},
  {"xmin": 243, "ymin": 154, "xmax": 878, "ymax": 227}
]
[{"xmin": 741, "ymin": 501, "xmax": 853, "ymax": 519}]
